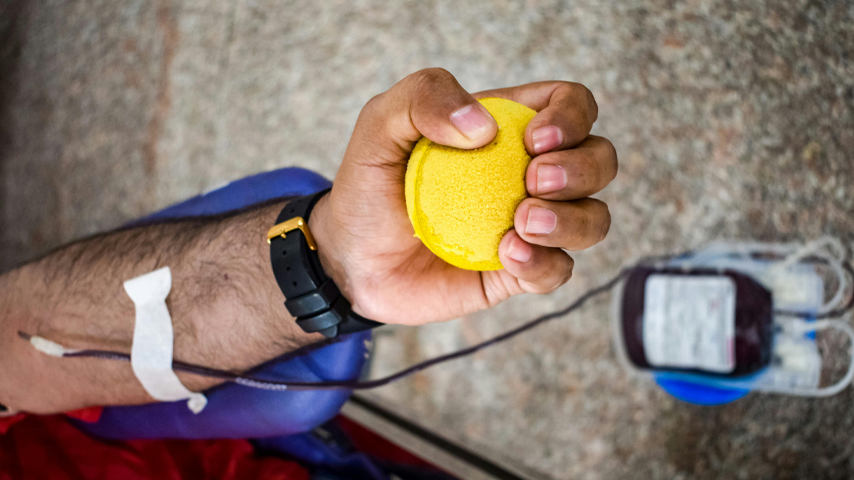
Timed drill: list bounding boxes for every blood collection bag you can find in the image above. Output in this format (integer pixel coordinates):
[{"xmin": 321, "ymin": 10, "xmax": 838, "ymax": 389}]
[
  {"xmin": 612, "ymin": 238, "xmax": 854, "ymax": 405},
  {"xmin": 619, "ymin": 267, "xmax": 773, "ymax": 377}
]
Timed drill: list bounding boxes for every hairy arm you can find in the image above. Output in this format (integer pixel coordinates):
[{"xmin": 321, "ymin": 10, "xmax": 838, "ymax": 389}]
[
  {"xmin": 0, "ymin": 200, "xmax": 321, "ymax": 414},
  {"xmin": 0, "ymin": 71, "xmax": 616, "ymax": 416}
]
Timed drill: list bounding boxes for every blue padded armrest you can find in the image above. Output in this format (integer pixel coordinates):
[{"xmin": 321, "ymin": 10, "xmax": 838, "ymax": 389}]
[{"xmin": 78, "ymin": 168, "xmax": 371, "ymax": 439}]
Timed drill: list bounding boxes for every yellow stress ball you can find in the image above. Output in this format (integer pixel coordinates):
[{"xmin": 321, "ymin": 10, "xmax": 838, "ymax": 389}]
[{"xmin": 405, "ymin": 97, "xmax": 537, "ymax": 271}]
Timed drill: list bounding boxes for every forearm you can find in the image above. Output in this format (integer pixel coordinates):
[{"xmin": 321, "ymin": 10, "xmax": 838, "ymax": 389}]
[{"xmin": 0, "ymin": 200, "xmax": 319, "ymax": 414}]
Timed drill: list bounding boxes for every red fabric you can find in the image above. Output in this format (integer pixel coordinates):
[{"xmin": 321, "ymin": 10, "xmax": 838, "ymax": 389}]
[
  {"xmin": 64, "ymin": 407, "xmax": 104, "ymax": 423},
  {"xmin": 0, "ymin": 415, "xmax": 309, "ymax": 480},
  {"xmin": 336, "ymin": 415, "xmax": 434, "ymax": 468},
  {"xmin": 0, "ymin": 407, "xmax": 103, "ymax": 434},
  {"xmin": 0, "ymin": 415, "xmax": 25, "ymax": 435}
]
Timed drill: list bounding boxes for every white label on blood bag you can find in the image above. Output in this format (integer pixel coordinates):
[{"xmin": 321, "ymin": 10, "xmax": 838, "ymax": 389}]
[{"xmin": 642, "ymin": 275, "xmax": 736, "ymax": 373}]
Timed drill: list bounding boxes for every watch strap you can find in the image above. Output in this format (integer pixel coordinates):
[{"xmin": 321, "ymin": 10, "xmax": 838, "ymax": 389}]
[
  {"xmin": 268, "ymin": 189, "xmax": 382, "ymax": 338},
  {"xmin": 270, "ymin": 191, "xmax": 328, "ymax": 298}
]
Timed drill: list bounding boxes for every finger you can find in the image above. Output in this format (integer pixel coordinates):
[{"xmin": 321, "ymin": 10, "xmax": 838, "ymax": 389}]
[
  {"xmin": 474, "ymin": 81, "xmax": 598, "ymax": 154},
  {"xmin": 526, "ymin": 135, "xmax": 618, "ymax": 200},
  {"xmin": 498, "ymin": 230, "xmax": 575, "ymax": 294},
  {"xmin": 350, "ymin": 68, "xmax": 498, "ymax": 167},
  {"xmin": 514, "ymin": 197, "xmax": 611, "ymax": 251}
]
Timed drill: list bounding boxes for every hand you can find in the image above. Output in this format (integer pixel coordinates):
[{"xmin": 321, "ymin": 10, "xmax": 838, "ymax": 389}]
[{"xmin": 309, "ymin": 69, "xmax": 617, "ymax": 326}]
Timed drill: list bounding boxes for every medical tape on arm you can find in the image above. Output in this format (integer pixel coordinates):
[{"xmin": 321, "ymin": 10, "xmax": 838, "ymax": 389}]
[{"xmin": 124, "ymin": 267, "xmax": 207, "ymax": 414}]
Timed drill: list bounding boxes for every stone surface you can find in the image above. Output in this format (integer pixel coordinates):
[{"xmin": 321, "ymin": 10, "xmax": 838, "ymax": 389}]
[{"xmin": 1, "ymin": 0, "xmax": 853, "ymax": 478}]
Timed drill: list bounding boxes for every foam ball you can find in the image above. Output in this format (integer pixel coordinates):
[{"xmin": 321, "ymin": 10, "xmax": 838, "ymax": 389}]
[{"xmin": 405, "ymin": 98, "xmax": 537, "ymax": 271}]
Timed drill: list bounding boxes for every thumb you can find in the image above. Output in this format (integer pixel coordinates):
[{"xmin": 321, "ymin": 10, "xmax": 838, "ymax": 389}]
[{"xmin": 346, "ymin": 68, "xmax": 498, "ymax": 168}]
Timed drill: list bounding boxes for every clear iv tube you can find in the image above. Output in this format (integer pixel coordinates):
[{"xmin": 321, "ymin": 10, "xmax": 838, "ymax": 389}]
[
  {"xmin": 699, "ymin": 318, "xmax": 854, "ymax": 397},
  {"xmin": 771, "ymin": 237, "xmax": 850, "ymax": 314}
]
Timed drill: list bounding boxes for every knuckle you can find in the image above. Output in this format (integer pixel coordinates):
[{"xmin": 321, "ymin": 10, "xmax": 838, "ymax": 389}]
[
  {"xmin": 603, "ymin": 138, "xmax": 619, "ymax": 181},
  {"xmin": 555, "ymin": 80, "xmax": 582, "ymax": 95},
  {"xmin": 358, "ymin": 92, "xmax": 401, "ymax": 135},
  {"xmin": 598, "ymin": 203, "xmax": 612, "ymax": 242},
  {"xmin": 560, "ymin": 262, "xmax": 574, "ymax": 287},
  {"xmin": 562, "ymin": 150, "xmax": 598, "ymax": 195},
  {"xmin": 568, "ymin": 214, "xmax": 594, "ymax": 248},
  {"xmin": 583, "ymin": 149, "xmax": 603, "ymax": 185},
  {"xmin": 581, "ymin": 214, "xmax": 597, "ymax": 242},
  {"xmin": 559, "ymin": 81, "xmax": 593, "ymax": 100},
  {"xmin": 566, "ymin": 108, "xmax": 588, "ymax": 132},
  {"xmin": 361, "ymin": 92, "xmax": 386, "ymax": 117},
  {"xmin": 558, "ymin": 82, "xmax": 597, "ymax": 125},
  {"xmin": 547, "ymin": 257, "xmax": 575, "ymax": 292},
  {"xmin": 531, "ymin": 278, "xmax": 559, "ymax": 295},
  {"xmin": 588, "ymin": 137, "xmax": 618, "ymax": 185},
  {"xmin": 522, "ymin": 252, "xmax": 574, "ymax": 294},
  {"xmin": 554, "ymin": 256, "xmax": 574, "ymax": 289},
  {"xmin": 409, "ymin": 68, "xmax": 455, "ymax": 92},
  {"xmin": 584, "ymin": 85, "xmax": 599, "ymax": 122}
]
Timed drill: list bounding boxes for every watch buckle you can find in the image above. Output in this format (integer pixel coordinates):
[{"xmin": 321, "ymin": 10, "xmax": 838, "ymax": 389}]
[{"xmin": 266, "ymin": 217, "xmax": 318, "ymax": 250}]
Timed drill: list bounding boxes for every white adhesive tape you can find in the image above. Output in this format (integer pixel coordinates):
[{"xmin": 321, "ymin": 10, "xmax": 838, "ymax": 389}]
[{"xmin": 124, "ymin": 267, "xmax": 207, "ymax": 414}]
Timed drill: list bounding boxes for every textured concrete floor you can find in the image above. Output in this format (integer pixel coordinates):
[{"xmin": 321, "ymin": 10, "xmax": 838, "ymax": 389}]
[{"xmin": 2, "ymin": 0, "xmax": 854, "ymax": 478}]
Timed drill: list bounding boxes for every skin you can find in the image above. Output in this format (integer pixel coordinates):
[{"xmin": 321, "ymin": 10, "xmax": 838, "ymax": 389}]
[
  {"xmin": 313, "ymin": 70, "xmax": 617, "ymax": 324},
  {"xmin": 0, "ymin": 69, "xmax": 617, "ymax": 414}
]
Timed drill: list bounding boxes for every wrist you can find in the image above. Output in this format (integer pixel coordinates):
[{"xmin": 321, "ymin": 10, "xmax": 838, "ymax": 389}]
[
  {"xmin": 307, "ymin": 192, "xmax": 360, "ymax": 313},
  {"xmin": 271, "ymin": 190, "xmax": 381, "ymax": 336}
]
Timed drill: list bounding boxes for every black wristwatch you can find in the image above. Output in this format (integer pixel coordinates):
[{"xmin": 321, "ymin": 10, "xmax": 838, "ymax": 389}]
[{"xmin": 267, "ymin": 189, "xmax": 383, "ymax": 338}]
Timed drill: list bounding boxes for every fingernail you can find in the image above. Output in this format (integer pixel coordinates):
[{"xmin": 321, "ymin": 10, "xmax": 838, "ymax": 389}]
[
  {"xmin": 507, "ymin": 236, "xmax": 533, "ymax": 263},
  {"xmin": 536, "ymin": 164, "xmax": 567, "ymax": 194},
  {"xmin": 450, "ymin": 104, "xmax": 495, "ymax": 141},
  {"xmin": 532, "ymin": 126, "xmax": 563, "ymax": 154},
  {"xmin": 526, "ymin": 207, "xmax": 557, "ymax": 235}
]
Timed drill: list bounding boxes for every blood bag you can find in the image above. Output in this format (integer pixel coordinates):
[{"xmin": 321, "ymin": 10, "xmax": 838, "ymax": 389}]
[{"xmin": 612, "ymin": 238, "xmax": 854, "ymax": 405}]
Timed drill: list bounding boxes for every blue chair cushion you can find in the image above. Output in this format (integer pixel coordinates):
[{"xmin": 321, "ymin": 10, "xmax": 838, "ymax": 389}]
[{"xmin": 78, "ymin": 168, "xmax": 371, "ymax": 439}]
